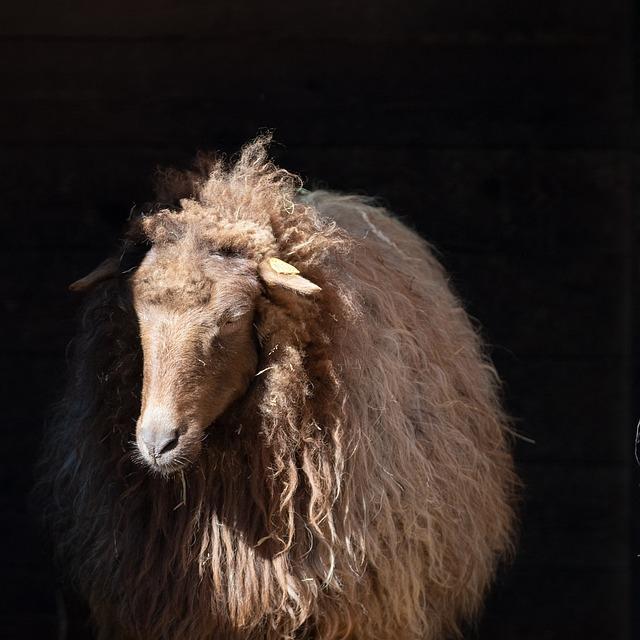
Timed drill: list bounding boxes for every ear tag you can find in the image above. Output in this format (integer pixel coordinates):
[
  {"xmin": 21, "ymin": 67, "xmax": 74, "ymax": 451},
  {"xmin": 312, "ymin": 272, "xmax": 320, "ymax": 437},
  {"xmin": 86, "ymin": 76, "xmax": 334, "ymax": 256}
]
[{"xmin": 268, "ymin": 257, "xmax": 300, "ymax": 275}]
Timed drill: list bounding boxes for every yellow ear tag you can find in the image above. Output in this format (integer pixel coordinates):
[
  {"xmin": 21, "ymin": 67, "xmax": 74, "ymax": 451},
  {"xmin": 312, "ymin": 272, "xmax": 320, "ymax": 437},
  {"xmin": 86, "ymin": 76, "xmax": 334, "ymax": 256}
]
[{"xmin": 268, "ymin": 257, "xmax": 300, "ymax": 275}]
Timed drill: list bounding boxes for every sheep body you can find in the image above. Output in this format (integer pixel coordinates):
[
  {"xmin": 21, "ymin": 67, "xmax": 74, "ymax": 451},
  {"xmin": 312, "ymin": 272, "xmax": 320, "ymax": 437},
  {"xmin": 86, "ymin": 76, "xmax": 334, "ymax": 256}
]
[{"xmin": 37, "ymin": 139, "xmax": 517, "ymax": 640}]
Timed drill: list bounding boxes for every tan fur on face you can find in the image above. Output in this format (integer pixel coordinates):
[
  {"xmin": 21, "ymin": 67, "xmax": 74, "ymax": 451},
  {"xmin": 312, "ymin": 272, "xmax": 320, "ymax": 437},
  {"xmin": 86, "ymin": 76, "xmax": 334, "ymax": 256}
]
[
  {"xmin": 131, "ymin": 239, "xmax": 260, "ymax": 472},
  {"xmin": 36, "ymin": 136, "xmax": 518, "ymax": 640}
]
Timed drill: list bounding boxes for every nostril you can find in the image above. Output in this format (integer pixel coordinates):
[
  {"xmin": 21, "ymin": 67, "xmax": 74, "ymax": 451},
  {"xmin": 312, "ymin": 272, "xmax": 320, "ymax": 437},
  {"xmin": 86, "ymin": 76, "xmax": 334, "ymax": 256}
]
[
  {"xmin": 157, "ymin": 429, "xmax": 180, "ymax": 456},
  {"xmin": 141, "ymin": 426, "xmax": 181, "ymax": 461}
]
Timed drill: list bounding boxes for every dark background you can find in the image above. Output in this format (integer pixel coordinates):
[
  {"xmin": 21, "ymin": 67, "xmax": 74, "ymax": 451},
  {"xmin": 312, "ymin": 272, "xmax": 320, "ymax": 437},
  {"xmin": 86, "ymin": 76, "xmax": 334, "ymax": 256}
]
[{"xmin": 1, "ymin": 1, "xmax": 637, "ymax": 638}]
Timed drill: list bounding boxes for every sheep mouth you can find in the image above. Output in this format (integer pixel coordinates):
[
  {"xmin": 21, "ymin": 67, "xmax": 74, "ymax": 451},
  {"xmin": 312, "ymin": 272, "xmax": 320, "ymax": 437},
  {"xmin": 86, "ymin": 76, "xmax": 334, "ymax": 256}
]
[
  {"xmin": 135, "ymin": 440, "xmax": 200, "ymax": 477},
  {"xmin": 147, "ymin": 456, "xmax": 191, "ymax": 477}
]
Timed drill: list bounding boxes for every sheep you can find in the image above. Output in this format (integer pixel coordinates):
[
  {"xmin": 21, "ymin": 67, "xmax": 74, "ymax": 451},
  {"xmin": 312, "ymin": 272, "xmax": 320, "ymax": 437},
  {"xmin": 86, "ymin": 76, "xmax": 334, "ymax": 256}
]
[{"xmin": 36, "ymin": 136, "xmax": 517, "ymax": 640}]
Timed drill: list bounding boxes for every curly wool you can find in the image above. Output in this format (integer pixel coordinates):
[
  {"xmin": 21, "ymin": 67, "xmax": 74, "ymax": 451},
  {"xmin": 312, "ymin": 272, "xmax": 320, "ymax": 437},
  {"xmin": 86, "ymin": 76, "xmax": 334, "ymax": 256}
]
[{"xmin": 36, "ymin": 137, "xmax": 518, "ymax": 640}]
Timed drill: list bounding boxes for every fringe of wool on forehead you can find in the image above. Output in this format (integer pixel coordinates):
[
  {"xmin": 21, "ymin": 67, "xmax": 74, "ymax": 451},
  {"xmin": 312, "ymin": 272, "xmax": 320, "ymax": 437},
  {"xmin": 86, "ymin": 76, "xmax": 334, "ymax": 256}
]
[
  {"xmin": 143, "ymin": 135, "xmax": 351, "ymax": 267},
  {"xmin": 35, "ymin": 136, "xmax": 518, "ymax": 640}
]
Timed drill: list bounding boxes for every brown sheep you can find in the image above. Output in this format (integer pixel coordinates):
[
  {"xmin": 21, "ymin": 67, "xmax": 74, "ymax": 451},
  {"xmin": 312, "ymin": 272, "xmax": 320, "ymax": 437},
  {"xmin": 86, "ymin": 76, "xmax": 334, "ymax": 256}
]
[{"xmin": 36, "ymin": 137, "xmax": 517, "ymax": 640}]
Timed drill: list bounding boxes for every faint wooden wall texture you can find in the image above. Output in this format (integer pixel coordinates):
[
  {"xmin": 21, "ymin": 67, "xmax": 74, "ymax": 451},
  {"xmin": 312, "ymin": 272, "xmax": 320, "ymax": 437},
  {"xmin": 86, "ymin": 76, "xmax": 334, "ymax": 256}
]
[{"xmin": 0, "ymin": 1, "xmax": 634, "ymax": 638}]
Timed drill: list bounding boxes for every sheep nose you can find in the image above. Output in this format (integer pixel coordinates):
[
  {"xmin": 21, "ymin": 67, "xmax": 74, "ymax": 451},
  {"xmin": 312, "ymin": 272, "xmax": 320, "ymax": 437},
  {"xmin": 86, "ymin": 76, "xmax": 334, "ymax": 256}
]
[{"xmin": 141, "ymin": 427, "xmax": 180, "ymax": 460}]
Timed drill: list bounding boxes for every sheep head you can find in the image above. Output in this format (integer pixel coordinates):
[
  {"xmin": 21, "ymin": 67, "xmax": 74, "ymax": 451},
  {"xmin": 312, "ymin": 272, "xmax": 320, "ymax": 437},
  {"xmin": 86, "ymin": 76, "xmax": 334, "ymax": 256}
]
[
  {"xmin": 68, "ymin": 135, "xmax": 330, "ymax": 475},
  {"xmin": 127, "ymin": 240, "xmax": 256, "ymax": 473},
  {"xmin": 72, "ymin": 231, "xmax": 321, "ymax": 476},
  {"xmin": 133, "ymin": 237, "xmax": 324, "ymax": 474}
]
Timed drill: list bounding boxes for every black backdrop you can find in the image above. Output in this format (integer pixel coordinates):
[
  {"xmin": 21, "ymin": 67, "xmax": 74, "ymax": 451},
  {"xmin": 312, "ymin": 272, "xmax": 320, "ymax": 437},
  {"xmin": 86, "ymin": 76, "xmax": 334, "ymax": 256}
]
[{"xmin": 1, "ymin": 1, "xmax": 636, "ymax": 638}]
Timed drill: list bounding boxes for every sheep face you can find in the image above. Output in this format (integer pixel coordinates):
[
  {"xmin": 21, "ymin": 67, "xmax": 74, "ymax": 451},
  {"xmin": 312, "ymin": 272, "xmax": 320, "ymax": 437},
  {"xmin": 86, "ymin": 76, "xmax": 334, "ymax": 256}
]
[{"xmin": 130, "ymin": 243, "xmax": 261, "ymax": 475}]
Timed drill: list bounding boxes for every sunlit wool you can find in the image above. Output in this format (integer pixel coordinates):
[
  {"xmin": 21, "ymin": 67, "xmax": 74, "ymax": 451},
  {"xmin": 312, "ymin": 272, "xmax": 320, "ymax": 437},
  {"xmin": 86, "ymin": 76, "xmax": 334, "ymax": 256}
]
[{"xmin": 36, "ymin": 138, "xmax": 517, "ymax": 639}]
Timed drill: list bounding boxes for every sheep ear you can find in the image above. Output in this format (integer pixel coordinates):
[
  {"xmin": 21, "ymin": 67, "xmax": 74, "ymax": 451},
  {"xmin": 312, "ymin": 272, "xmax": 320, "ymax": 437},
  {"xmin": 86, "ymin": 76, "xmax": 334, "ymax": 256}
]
[
  {"xmin": 258, "ymin": 257, "xmax": 321, "ymax": 295},
  {"xmin": 69, "ymin": 257, "xmax": 119, "ymax": 292}
]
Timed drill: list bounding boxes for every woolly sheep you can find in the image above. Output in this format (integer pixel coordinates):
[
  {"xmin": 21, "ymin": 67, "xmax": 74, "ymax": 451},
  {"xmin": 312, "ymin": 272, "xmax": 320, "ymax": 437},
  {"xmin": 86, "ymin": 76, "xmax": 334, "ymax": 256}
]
[{"xmin": 37, "ymin": 137, "xmax": 517, "ymax": 640}]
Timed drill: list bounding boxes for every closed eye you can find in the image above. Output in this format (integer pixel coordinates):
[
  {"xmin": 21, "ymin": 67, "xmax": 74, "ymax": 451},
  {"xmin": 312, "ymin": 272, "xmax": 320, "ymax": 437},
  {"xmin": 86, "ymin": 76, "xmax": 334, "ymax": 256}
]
[{"xmin": 218, "ymin": 309, "xmax": 252, "ymax": 334}]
